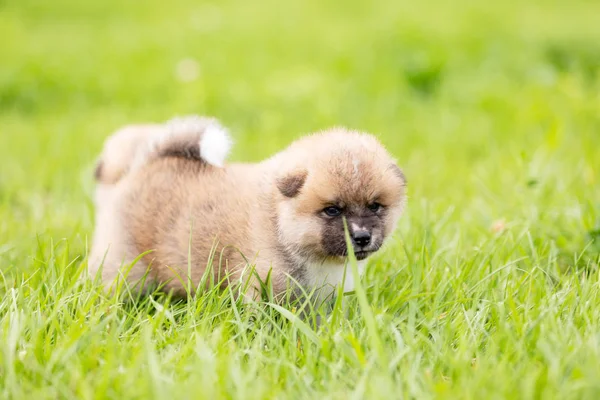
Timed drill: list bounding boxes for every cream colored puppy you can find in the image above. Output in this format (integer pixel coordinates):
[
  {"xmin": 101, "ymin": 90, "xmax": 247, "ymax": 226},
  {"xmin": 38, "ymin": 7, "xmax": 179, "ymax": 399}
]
[{"xmin": 89, "ymin": 116, "xmax": 407, "ymax": 302}]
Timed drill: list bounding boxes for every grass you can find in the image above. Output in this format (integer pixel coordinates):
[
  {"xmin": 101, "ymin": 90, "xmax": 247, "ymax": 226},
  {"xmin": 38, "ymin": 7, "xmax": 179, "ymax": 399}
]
[{"xmin": 1, "ymin": 0, "xmax": 600, "ymax": 398}]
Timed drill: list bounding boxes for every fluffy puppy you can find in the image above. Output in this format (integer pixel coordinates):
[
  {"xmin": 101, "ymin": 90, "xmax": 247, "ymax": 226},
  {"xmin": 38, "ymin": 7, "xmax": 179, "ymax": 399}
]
[{"xmin": 89, "ymin": 116, "xmax": 407, "ymax": 302}]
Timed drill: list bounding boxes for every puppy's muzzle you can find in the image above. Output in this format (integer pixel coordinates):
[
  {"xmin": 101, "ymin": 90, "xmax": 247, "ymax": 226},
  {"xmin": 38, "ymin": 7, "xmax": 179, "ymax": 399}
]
[{"xmin": 352, "ymin": 230, "xmax": 371, "ymax": 248}]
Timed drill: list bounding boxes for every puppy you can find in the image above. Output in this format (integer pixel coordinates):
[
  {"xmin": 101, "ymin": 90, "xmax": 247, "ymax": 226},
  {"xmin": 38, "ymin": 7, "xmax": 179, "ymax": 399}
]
[{"xmin": 89, "ymin": 116, "xmax": 407, "ymax": 303}]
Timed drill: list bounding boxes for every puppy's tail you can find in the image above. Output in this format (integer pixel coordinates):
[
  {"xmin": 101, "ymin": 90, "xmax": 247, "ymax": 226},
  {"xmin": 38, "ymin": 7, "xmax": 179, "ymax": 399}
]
[
  {"xmin": 95, "ymin": 116, "xmax": 232, "ymax": 184},
  {"xmin": 145, "ymin": 116, "xmax": 232, "ymax": 168}
]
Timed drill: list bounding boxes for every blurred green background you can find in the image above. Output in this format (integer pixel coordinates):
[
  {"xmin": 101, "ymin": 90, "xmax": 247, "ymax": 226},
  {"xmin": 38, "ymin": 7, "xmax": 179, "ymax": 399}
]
[
  {"xmin": 1, "ymin": 0, "xmax": 599, "ymax": 286},
  {"xmin": 2, "ymin": 0, "xmax": 600, "ymax": 397},
  {"xmin": 2, "ymin": 0, "xmax": 600, "ymax": 275},
  {"xmin": 2, "ymin": 0, "xmax": 599, "ymax": 250}
]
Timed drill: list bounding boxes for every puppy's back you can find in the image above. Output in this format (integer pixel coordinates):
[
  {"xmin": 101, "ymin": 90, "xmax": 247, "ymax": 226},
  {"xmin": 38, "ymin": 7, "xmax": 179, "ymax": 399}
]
[
  {"xmin": 119, "ymin": 156, "xmax": 257, "ymax": 295},
  {"xmin": 90, "ymin": 116, "xmax": 235, "ymax": 293},
  {"xmin": 95, "ymin": 116, "xmax": 232, "ymax": 185}
]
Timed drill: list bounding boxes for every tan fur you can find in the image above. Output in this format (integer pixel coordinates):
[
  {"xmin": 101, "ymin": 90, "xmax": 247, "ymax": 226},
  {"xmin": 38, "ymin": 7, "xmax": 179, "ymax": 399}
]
[
  {"xmin": 94, "ymin": 124, "xmax": 164, "ymax": 185},
  {"xmin": 89, "ymin": 124, "xmax": 164, "ymax": 290},
  {"xmin": 89, "ymin": 123, "xmax": 407, "ymax": 302}
]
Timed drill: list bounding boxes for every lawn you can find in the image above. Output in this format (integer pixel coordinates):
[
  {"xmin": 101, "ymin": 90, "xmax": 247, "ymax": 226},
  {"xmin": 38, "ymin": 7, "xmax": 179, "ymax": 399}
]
[{"xmin": 1, "ymin": 0, "xmax": 600, "ymax": 398}]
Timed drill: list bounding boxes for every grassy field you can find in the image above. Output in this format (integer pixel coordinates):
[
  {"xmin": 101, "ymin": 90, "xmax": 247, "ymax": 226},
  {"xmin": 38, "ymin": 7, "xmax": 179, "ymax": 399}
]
[{"xmin": 1, "ymin": 0, "xmax": 600, "ymax": 398}]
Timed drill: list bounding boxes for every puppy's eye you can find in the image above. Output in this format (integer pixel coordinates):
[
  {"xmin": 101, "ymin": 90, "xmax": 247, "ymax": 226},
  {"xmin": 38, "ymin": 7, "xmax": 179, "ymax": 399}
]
[
  {"xmin": 323, "ymin": 206, "xmax": 343, "ymax": 217},
  {"xmin": 367, "ymin": 202, "xmax": 382, "ymax": 213}
]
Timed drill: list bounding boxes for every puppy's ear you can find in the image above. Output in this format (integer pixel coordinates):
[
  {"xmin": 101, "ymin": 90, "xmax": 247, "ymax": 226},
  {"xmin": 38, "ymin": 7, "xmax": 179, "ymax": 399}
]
[
  {"xmin": 389, "ymin": 163, "xmax": 407, "ymax": 187},
  {"xmin": 276, "ymin": 169, "xmax": 308, "ymax": 198}
]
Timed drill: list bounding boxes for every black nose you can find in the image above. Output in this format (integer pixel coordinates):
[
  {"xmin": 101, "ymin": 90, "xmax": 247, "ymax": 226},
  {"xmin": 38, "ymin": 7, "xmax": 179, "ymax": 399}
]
[{"xmin": 352, "ymin": 230, "xmax": 371, "ymax": 247}]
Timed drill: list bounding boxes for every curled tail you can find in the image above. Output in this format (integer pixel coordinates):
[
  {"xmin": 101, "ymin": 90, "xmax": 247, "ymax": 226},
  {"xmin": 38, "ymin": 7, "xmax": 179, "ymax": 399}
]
[{"xmin": 95, "ymin": 116, "xmax": 232, "ymax": 184}]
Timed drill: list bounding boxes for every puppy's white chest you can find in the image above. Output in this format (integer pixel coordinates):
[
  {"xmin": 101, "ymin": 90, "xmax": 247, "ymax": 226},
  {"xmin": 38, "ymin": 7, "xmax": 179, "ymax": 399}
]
[{"xmin": 306, "ymin": 260, "xmax": 367, "ymax": 294}]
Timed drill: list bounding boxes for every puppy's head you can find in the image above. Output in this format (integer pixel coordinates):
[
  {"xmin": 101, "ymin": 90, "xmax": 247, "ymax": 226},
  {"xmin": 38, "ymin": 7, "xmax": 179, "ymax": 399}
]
[{"xmin": 275, "ymin": 129, "xmax": 407, "ymax": 263}]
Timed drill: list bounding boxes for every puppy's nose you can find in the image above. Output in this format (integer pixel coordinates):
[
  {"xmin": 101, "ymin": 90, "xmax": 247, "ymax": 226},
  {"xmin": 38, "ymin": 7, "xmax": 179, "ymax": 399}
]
[{"xmin": 352, "ymin": 230, "xmax": 371, "ymax": 247}]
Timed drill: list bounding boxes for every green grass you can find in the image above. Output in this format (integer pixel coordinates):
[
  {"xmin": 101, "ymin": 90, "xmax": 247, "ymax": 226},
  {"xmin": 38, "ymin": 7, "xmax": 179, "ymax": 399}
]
[{"xmin": 1, "ymin": 0, "xmax": 600, "ymax": 398}]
